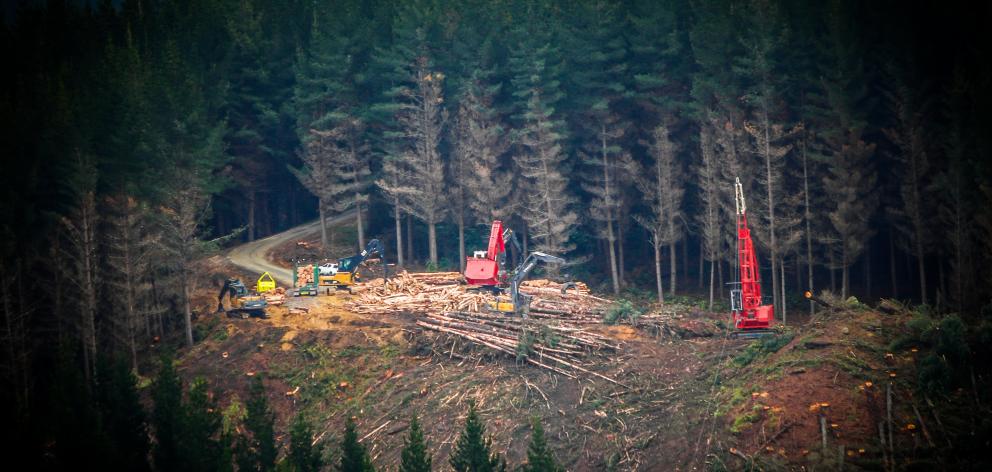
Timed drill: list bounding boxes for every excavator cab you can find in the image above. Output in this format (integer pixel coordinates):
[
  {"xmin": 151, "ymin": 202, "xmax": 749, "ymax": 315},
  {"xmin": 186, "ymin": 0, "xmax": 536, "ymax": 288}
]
[{"xmin": 217, "ymin": 278, "xmax": 268, "ymax": 319}]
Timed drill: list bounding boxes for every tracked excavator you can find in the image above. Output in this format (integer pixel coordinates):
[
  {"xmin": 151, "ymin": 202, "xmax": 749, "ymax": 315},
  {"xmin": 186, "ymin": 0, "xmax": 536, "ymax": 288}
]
[
  {"xmin": 292, "ymin": 239, "xmax": 387, "ymax": 295},
  {"xmin": 488, "ymin": 251, "xmax": 565, "ymax": 316},
  {"xmin": 729, "ymin": 177, "xmax": 774, "ymax": 337},
  {"xmin": 216, "ymin": 278, "xmax": 268, "ymax": 319}
]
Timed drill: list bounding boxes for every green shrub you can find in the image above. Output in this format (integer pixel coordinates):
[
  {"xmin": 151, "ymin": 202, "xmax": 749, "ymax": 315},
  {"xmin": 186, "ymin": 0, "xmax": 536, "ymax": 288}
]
[
  {"xmin": 935, "ymin": 315, "xmax": 970, "ymax": 364},
  {"xmin": 918, "ymin": 353, "xmax": 951, "ymax": 394},
  {"xmin": 603, "ymin": 300, "xmax": 643, "ymax": 325},
  {"xmin": 731, "ymin": 411, "xmax": 759, "ymax": 433},
  {"xmin": 537, "ymin": 325, "xmax": 560, "ymax": 349},
  {"xmin": 891, "ymin": 310, "xmax": 936, "ymax": 351},
  {"xmin": 732, "ymin": 334, "xmax": 795, "ymax": 367},
  {"xmin": 516, "ymin": 330, "xmax": 535, "ymax": 362},
  {"xmin": 975, "ymin": 320, "xmax": 992, "ymax": 360},
  {"xmin": 221, "ymin": 397, "xmax": 246, "ymax": 435}
]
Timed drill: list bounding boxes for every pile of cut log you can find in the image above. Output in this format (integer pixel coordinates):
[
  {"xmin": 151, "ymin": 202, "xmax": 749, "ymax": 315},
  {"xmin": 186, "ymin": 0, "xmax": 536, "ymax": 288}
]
[
  {"xmin": 347, "ymin": 271, "xmax": 628, "ymax": 383},
  {"xmin": 419, "ymin": 310, "xmax": 624, "ymax": 385},
  {"xmin": 295, "ymin": 265, "xmax": 315, "ymax": 288},
  {"xmin": 347, "ymin": 271, "xmax": 610, "ymax": 320},
  {"xmin": 523, "ymin": 281, "xmax": 609, "ymax": 321},
  {"xmin": 348, "ymin": 272, "xmax": 491, "ymax": 314},
  {"xmin": 264, "ymin": 288, "xmax": 287, "ymax": 306}
]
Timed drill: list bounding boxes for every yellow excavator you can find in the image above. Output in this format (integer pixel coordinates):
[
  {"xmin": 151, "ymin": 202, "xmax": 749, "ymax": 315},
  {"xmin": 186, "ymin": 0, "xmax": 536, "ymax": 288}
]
[
  {"xmin": 315, "ymin": 239, "xmax": 387, "ymax": 293},
  {"xmin": 216, "ymin": 278, "xmax": 268, "ymax": 319},
  {"xmin": 488, "ymin": 251, "xmax": 565, "ymax": 316}
]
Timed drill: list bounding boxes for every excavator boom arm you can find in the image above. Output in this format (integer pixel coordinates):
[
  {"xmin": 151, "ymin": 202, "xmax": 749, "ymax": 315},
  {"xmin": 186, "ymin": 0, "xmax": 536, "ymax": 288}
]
[{"xmin": 509, "ymin": 252, "xmax": 565, "ymax": 315}]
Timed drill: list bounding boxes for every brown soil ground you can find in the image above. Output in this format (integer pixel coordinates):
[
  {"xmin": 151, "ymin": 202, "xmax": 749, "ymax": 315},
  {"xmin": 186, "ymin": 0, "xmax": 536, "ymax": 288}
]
[{"xmin": 175, "ymin": 267, "xmax": 934, "ymax": 471}]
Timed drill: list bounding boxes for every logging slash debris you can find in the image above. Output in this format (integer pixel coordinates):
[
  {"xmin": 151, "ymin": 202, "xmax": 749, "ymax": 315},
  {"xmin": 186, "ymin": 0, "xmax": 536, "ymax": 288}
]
[
  {"xmin": 348, "ymin": 271, "xmax": 625, "ymax": 380},
  {"xmin": 344, "ymin": 271, "xmax": 711, "ymax": 383}
]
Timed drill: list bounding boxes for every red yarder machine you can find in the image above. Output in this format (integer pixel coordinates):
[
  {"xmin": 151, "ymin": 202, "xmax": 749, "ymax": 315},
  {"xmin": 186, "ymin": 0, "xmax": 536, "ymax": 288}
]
[
  {"xmin": 730, "ymin": 178, "xmax": 774, "ymax": 336},
  {"xmin": 464, "ymin": 220, "xmax": 519, "ymax": 287}
]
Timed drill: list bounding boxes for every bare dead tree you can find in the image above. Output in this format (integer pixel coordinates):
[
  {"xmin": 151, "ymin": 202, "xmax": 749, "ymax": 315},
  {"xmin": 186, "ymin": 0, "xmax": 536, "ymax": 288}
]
[
  {"xmin": 451, "ymin": 74, "xmax": 511, "ymax": 271},
  {"xmin": 105, "ymin": 195, "xmax": 159, "ymax": 373},
  {"xmin": 0, "ymin": 254, "xmax": 32, "ymax": 412},
  {"xmin": 712, "ymin": 115, "xmax": 749, "ymax": 295},
  {"xmin": 582, "ymin": 116, "xmax": 629, "ymax": 295},
  {"xmin": 977, "ymin": 184, "xmax": 992, "ymax": 297},
  {"xmin": 695, "ymin": 118, "xmax": 722, "ymax": 309},
  {"xmin": 160, "ymin": 184, "xmax": 212, "ymax": 347},
  {"xmin": 291, "ymin": 131, "xmax": 337, "ymax": 253},
  {"xmin": 395, "ymin": 58, "xmax": 448, "ymax": 266},
  {"xmin": 743, "ymin": 117, "xmax": 800, "ymax": 323},
  {"xmin": 456, "ymin": 73, "xmax": 513, "ymax": 262},
  {"xmin": 883, "ymin": 81, "xmax": 932, "ymax": 305},
  {"xmin": 634, "ymin": 124, "xmax": 684, "ymax": 303},
  {"xmin": 799, "ymin": 130, "xmax": 817, "ymax": 314},
  {"xmin": 514, "ymin": 89, "xmax": 579, "ymax": 260},
  {"xmin": 377, "ymin": 155, "xmax": 414, "ymax": 267},
  {"xmin": 60, "ymin": 155, "xmax": 99, "ymax": 381},
  {"xmin": 822, "ymin": 130, "xmax": 878, "ymax": 300}
]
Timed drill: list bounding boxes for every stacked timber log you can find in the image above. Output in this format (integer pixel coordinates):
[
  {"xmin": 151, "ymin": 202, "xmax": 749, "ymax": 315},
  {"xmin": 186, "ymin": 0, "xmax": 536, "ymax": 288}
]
[
  {"xmin": 264, "ymin": 289, "xmax": 286, "ymax": 306},
  {"xmin": 523, "ymin": 282, "xmax": 609, "ymax": 321},
  {"xmin": 348, "ymin": 271, "xmax": 610, "ymax": 318},
  {"xmin": 348, "ymin": 271, "xmax": 492, "ymax": 314},
  {"xmin": 295, "ymin": 264, "xmax": 315, "ymax": 288}
]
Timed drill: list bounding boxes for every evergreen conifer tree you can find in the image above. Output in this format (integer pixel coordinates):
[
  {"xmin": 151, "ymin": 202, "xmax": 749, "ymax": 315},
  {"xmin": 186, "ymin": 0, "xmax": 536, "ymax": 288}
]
[
  {"xmin": 507, "ymin": 14, "xmax": 578, "ymax": 261},
  {"xmin": 339, "ymin": 416, "xmax": 374, "ymax": 472},
  {"xmin": 567, "ymin": 0, "xmax": 631, "ymax": 293},
  {"xmin": 400, "ymin": 415, "xmax": 431, "ymax": 472},
  {"xmin": 153, "ymin": 354, "xmax": 183, "ymax": 471},
  {"xmin": 522, "ymin": 418, "xmax": 562, "ymax": 472},
  {"xmin": 289, "ymin": 412, "xmax": 323, "ymax": 472},
  {"xmin": 237, "ymin": 377, "xmax": 277, "ymax": 471},
  {"xmin": 449, "ymin": 403, "xmax": 505, "ymax": 472},
  {"xmin": 49, "ymin": 351, "xmax": 114, "ymax": 469},
  {"xmin": 95, "ymin": 358, "xmax": 150, "ymax": 471},
  {"xmin": 180, "ymin": 378, "xmax": 229, "ymax": 472}
]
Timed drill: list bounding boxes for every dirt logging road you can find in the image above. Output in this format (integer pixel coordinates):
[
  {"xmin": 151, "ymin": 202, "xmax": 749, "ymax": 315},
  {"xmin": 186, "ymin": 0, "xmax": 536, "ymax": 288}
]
[{"xmin": 226, "ymin": 210, "xmax": 356, "ymax": 285}]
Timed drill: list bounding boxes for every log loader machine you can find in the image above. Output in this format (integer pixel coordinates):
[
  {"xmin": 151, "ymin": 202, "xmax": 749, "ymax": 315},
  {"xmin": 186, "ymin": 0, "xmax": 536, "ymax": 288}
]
[
  {"xmin": 293, "ymin": 239, "xmax": 387, "ymax": 295},
  {"xmin": 488, "ymin": 251, "xmax": 565, "ymax": 316},
  {"xmin": 216, "ymin": 278, "xmax": 268, "ymax": 319},
  {"xmin": 729, "ymin": 177, "xmax": 774, "ymax": 337},
  {"xmin": 466, "ymin": 220, "xmax": 564, "ymax": 316}
]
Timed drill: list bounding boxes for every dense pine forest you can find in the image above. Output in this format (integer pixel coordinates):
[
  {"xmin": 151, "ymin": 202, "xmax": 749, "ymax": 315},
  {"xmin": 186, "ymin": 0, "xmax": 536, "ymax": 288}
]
[{"xmin": 2, "ymin": 0, "xmax": 992, "ymax": 469}]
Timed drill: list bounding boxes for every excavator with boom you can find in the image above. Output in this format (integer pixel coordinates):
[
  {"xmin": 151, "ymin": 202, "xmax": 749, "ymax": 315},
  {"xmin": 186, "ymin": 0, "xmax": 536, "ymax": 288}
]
[
  {"xmin": 316, "ymin": 238, "xmax": 387, "ymax": 293},
  {"xmin": 216, "ymin": 278, "xmax": 268, "ymax": 319},
  {"xmin": 488, "ymin": 251, "xmax": 565, "ymax": 316},
  {"xmin": 729, "ymin": 177, "xmax": 774, "ymax": 337},
  {"xmin": 464, "ymin": 220, "xmax": 522, "ymax": 289}
]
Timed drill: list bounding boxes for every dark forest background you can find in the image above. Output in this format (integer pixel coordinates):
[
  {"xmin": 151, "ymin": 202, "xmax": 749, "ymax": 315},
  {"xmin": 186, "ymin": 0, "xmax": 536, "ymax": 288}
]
[{"xmin": 1, "ymin": 0, "xmax": 992, "ymax": 467}]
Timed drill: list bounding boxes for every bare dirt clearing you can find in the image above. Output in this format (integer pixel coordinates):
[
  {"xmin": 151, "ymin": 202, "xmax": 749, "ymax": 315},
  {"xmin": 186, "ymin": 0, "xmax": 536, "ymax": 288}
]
[{"xmin": 181, "ymin": 222, "xmax": 944, "ymax": 470}]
